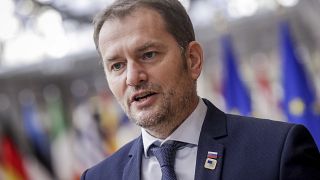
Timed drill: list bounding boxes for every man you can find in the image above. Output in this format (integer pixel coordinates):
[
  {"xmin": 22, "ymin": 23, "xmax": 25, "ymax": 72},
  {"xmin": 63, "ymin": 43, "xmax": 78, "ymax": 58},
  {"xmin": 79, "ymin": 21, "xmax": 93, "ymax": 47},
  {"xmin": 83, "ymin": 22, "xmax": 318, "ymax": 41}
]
[{"xmin": 81, "ymin": 0, "xmax": 320, "ymax": 179}]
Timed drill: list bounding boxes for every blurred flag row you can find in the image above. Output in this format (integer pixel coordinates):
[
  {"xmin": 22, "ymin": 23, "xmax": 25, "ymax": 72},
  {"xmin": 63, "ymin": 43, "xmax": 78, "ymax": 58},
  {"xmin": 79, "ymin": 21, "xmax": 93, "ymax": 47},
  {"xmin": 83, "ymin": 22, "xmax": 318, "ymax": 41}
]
[
  {"xmin": 221, "ymin": 20, "xmax": 320, "ymax": 148},
  {"xmin": 0, "ymin": 86, "xmax": 139, "ymax": 180}
]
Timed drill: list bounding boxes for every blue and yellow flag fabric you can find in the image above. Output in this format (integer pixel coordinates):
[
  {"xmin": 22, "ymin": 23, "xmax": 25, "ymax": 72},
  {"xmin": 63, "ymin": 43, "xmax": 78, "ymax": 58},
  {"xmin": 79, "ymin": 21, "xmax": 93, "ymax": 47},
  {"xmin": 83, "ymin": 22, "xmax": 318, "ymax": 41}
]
[
  {"xmin": 221, "ymin": 35, "xmax": 251, "ymax": 116},
  {"xmin": 280, "ymin": 21, "xmax": 320, "ymax": 148}
]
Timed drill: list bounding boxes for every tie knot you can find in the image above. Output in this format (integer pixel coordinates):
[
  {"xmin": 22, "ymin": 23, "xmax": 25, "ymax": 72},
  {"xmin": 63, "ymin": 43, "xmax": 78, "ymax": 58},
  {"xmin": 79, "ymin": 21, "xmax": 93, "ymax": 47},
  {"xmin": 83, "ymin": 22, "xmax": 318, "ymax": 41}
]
[{"xmin": 148, "ymin": 141, "xmax": 185, "ymax": 167}]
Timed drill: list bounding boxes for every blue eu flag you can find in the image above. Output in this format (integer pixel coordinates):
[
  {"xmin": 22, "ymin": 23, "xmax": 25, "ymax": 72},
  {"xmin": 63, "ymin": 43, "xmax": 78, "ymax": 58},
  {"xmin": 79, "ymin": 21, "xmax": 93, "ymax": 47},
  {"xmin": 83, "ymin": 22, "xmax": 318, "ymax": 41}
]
[
  {"xmin": 221, "ymin": 35, "xmax": 251, "ymax": 116},
  {"xmin": 280, "ymin": 21, "xmax": 320, "ymax": 148}
]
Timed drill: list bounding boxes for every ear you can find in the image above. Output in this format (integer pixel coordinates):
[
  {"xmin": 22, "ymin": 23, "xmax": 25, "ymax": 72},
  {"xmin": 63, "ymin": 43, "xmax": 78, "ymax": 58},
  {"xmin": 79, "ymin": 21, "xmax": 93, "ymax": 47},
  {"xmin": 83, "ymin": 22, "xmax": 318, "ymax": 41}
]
[{"xmin": 186, "ymin": 41, "xmax": 203, "ymax": 80}]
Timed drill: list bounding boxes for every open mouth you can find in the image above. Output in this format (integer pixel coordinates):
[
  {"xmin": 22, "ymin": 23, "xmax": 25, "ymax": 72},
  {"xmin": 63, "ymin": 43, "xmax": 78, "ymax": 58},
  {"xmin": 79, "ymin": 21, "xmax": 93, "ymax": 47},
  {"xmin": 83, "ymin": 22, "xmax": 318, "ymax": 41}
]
[{"xmin": 133, "ymin": 92, "xmax": 157, "ymax": 102}]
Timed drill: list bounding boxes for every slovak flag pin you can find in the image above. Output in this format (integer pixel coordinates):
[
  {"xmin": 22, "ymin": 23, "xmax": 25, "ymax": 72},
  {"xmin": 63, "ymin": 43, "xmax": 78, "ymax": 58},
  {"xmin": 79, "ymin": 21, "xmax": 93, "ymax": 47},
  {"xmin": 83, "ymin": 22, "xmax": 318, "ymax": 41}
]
[
  {"xmin": 204, "ymin": 151, "xmax": 218, "ymax": 170},
  {"xmin": 207, "ymin": 151, "xmax": 218, "ymax": 159}
]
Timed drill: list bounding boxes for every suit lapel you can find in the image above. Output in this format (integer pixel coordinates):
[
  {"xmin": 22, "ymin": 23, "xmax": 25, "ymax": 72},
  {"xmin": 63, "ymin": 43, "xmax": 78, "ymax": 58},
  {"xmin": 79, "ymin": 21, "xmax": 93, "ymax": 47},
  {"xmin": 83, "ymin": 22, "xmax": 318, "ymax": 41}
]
[
  {"xmin": 195, "ymin": 99, "xmax": 228, "ymax": 180},
  {"xmin": 195, "ymin": 136, "xmax": 225, "ymax": 180},
  {"xmin": 122, "ymin": 136, "xmax": 143, "ymax": 180}
]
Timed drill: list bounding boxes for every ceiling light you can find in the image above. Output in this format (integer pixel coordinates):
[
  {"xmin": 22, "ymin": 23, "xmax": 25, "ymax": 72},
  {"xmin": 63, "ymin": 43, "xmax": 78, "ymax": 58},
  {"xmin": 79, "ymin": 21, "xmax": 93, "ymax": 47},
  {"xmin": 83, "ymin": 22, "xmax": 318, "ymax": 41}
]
[{"xmin": 276, "ymin": 0, "xmax": 299, "ymax": 7}]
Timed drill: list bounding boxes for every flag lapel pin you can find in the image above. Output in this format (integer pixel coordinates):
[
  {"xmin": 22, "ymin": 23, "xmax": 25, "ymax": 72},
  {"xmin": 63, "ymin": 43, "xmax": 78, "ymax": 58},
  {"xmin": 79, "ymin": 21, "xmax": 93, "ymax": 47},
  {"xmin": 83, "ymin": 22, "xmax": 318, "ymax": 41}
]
[{"xmin": 204, "ymin": 151, "xmax": 218, "ymax": 170}]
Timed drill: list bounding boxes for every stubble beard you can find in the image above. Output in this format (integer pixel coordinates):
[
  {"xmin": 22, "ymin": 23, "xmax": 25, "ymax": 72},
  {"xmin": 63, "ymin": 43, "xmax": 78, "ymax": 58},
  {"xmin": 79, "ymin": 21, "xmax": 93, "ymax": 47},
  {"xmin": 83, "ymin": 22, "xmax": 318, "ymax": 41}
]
[
  {"xmin": 122, "ymin": 82, "xmax": 173, "ymax": 129},
  {"xmin": 122, "ymin": 78, "xmax": 196, "ymax": 135},
  {"xmin": 131, "ymin": 91, "xmax": 172, "ymax": 129}
]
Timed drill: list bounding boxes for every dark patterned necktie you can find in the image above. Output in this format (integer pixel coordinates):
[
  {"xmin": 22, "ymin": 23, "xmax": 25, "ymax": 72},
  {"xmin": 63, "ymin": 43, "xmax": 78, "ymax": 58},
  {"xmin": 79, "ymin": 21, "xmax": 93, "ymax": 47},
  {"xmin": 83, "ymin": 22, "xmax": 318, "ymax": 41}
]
[{"xmin": 149, "ymin": 141, "xmax": 185, "ymax": 180}]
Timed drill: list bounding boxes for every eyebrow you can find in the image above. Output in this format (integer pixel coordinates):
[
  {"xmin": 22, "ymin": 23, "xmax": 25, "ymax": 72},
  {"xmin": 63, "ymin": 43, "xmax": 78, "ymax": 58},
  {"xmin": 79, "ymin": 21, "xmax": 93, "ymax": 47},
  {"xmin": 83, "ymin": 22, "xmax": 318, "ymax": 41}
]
[
  {"xmin": 103, "ymin": 41, "xmax": 167, "ymax": 62},
  {"xmin": 104, "ymin": 56, "xmax": 120, "ymax": 62},
  {"xmin": 136, "ymin": 41, "xmax": 166, "ymax": 53}
]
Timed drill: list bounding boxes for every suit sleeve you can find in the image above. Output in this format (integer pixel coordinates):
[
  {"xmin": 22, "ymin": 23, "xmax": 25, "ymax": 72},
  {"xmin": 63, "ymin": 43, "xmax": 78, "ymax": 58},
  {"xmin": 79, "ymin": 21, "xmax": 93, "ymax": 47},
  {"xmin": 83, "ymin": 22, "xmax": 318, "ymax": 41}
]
[{"xmin": 280, "ymin": 124, "xmax": 320, "ymax": 179}]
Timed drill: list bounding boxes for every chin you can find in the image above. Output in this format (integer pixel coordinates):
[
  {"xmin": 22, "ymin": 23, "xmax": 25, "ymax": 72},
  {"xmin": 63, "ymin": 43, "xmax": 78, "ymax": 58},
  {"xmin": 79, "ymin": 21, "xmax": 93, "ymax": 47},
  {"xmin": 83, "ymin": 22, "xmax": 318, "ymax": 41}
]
[{"xmin": 131, "ymin": 111, "xmax": 166, "ymax": 128}]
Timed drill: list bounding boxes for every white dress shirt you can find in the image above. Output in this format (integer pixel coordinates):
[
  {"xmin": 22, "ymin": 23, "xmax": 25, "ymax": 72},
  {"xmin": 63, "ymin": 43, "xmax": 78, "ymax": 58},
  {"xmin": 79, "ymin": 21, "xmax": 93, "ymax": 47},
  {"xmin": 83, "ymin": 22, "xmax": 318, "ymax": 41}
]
[{"xmin": 141, "ymin": 99, "xmax": 207, "ymax": 180}]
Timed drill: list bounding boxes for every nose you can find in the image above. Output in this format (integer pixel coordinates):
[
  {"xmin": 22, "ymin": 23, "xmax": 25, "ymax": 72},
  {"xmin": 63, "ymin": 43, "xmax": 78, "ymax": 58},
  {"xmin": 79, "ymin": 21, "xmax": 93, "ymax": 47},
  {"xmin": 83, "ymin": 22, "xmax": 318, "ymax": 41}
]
[{"xmin": 126, "ymin": 61, "xmax": 147, "ymax": 86}]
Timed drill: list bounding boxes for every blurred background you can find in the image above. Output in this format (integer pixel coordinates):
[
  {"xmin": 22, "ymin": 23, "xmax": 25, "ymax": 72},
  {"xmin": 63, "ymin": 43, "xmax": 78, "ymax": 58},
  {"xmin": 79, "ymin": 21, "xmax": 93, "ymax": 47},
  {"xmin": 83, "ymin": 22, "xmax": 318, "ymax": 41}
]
[{"xmin": 0, "ymin": 0, "xmax": 320, "ymax": 179}]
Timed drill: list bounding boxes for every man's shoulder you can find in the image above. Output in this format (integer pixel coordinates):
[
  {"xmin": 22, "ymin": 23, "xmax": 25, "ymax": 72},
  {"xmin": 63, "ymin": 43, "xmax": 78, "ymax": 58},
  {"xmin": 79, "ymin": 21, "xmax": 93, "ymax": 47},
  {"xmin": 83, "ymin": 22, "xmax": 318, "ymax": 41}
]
[
  {"xmin": 81, "ymin": 137, "xmax": 141, "ymax": 179},
  {"xmin": 203, "ymin": 98, "xmax": 301, "ymax": 142},
  {"xmin": 226, "ymin": 114, "xmax": 292, "ymax": 128},
  {"xmin": 222, "ymin": 113, "xmax": 314, "ymax": 149},
  {"xmin": 226, "ymin": 113, "xmax": 295, "ymax": 135}
]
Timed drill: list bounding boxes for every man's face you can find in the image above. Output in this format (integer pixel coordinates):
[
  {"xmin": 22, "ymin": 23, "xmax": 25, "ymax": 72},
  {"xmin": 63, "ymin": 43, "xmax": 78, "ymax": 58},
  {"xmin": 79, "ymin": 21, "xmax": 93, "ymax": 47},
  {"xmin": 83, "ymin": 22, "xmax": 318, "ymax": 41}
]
[{"xmin": 98, "ymin": 8, "xmax": 199, "ymax": 132}]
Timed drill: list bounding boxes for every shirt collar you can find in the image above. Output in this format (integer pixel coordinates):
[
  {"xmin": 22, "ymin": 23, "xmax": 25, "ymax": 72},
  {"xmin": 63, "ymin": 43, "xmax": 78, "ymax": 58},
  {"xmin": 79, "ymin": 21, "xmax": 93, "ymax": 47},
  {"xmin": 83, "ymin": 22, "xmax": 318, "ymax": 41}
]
[{"xmin": 141, "ymin": 98, "xmax": 207, "ymax": 157}]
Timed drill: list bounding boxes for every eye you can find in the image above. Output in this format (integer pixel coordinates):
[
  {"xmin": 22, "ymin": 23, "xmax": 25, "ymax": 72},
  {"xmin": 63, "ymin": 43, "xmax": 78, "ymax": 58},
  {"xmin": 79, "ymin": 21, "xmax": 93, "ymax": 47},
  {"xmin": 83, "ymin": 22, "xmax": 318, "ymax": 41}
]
[
  {"xmin": 111, "ymin": 62, "xmax": 125, "ymax": 71},
  {"xmin": 142, "ymin": 51, "xmax": 156, "ymax": 60}
]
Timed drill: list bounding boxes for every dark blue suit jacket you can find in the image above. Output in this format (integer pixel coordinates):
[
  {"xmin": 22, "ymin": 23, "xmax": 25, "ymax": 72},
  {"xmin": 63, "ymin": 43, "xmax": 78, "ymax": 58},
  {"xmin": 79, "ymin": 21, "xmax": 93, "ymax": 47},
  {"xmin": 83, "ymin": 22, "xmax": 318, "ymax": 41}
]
[{"xmin": 81, "ymin": 99, "xmax": 320, "ymax": 180}]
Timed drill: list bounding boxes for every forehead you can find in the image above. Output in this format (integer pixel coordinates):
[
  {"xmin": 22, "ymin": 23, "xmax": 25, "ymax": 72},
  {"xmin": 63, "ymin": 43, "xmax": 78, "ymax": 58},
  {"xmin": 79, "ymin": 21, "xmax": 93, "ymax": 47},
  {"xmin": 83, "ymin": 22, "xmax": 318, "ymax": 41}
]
[{"xmin": 98, "ymin": 7, "xmax": 175, "ymax": 53}]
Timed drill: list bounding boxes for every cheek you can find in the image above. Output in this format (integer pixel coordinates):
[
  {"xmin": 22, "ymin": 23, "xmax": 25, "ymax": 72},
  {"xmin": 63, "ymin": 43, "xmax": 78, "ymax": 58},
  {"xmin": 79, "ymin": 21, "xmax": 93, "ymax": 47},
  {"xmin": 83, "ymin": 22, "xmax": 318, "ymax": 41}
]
[
  {"xmin": 159, "ymin": 63, "xmax": 187, "ymax": 85},
  {"xmin": 107, "ymin": 76, "xmax": 124, "ymax": 100},
  {"xmin": 153, "ymin": 59, "xmax": 181, "ymax": 81}
]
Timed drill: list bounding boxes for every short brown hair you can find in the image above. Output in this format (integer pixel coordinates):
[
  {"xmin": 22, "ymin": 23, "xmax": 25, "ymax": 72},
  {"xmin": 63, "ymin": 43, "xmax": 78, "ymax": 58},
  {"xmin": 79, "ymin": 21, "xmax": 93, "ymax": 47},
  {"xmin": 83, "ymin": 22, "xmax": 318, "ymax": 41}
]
[{"xmin": 93, "ymin": 0, "xmax": 195, "ymax": 55}]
